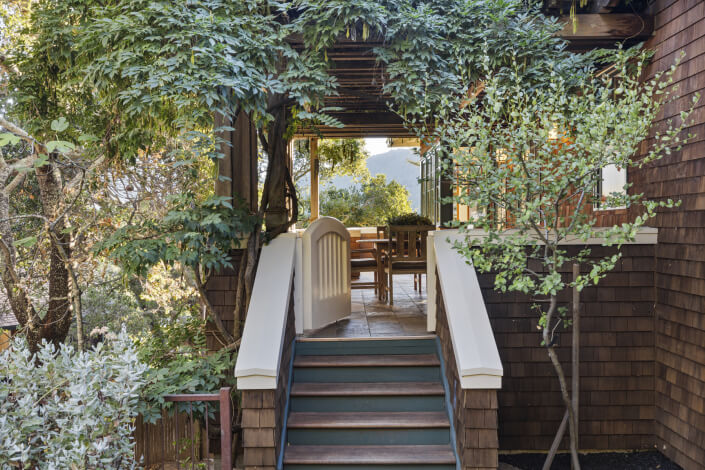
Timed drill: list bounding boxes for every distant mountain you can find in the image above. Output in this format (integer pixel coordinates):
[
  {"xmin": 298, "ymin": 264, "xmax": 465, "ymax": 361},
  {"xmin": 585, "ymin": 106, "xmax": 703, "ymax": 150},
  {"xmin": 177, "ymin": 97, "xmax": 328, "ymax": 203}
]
[{"xmin": 328, "ymin": 147, "xmax": 421, "ymax": 211}]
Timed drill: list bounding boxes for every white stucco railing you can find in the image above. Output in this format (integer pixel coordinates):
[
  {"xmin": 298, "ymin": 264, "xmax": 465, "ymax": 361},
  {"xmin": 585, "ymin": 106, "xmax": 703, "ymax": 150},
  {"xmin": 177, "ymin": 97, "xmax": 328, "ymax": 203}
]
[
  {"xmin": 427, "ymin": 231, "xmax": 504, "ymax": 389},
  {"xmin": 235, "ymin": 233, "xmax": 297, "ymax": 390}
]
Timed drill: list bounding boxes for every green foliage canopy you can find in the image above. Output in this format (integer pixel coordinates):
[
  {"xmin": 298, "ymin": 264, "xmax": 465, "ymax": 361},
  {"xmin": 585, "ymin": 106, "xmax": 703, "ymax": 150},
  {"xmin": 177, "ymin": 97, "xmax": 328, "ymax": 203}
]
[
  {"xmin": 292, "ymin": 138, "xmax": 371, "ymax": 185},
  {"xmin": 319, "ymin": 174, "xmax": 411, "ymax": 227},
  {"xmin": 95, "ymin": 193, "xmax": 257, "ymax": 277},
  {"xmin": 134, "ymin": 317, "xmax": 236, "ymax": 424}
]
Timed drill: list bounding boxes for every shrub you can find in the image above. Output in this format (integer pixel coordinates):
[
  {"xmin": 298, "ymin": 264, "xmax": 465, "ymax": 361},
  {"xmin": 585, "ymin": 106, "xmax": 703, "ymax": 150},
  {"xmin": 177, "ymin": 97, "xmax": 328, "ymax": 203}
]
[
  {"xmin": 386, "ymin": 212, "xmax": 433, "ymax": 226},
  {"xmin": 0, "ymin": 330, "xmax": 147, "ymax": 469},
  {"xmin": 135, "ymin": 316, "xmax": 236, "ymax": 424}
]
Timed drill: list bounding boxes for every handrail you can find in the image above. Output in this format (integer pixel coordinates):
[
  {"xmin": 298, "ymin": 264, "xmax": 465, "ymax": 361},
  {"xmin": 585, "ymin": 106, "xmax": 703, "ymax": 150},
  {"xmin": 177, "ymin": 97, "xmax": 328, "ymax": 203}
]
[
  {"xmin": 235, "ymin": 233, "xmax": 297, "ymax": 389},
  {"xmin": 429, "ymin": 231, "xmax": 503, "ymax": 389}
]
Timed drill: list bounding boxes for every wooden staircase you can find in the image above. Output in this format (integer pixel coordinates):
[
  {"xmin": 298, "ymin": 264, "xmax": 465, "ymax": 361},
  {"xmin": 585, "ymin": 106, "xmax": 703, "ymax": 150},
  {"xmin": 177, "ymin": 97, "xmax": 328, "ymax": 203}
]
[{"xmin": 282, "ymin": 338, "xmax": 458, "ymax": 469}]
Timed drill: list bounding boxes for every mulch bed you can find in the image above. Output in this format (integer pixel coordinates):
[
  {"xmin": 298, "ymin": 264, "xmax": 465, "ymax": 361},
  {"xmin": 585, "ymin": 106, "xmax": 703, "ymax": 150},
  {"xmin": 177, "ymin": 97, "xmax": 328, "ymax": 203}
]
[{"xmin": 499, "ymin": 451, "xmax": 683, "ymax": 470}]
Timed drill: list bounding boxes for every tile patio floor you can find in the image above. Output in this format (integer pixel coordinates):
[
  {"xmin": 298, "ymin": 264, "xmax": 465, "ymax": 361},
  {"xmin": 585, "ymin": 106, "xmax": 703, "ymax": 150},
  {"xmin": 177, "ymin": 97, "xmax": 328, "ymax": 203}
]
[{"xmin": 305, "ymin": 273, "xmax": 430, "ymax": 338}]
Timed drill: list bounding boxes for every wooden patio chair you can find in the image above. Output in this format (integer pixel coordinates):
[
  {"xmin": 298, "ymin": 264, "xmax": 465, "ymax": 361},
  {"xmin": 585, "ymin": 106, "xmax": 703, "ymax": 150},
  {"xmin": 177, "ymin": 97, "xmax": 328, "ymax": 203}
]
[
  {"xmin": 383, "ymin": 224, "xmax": 435, "ymax": 305},
  {"xmin": 351, "ymin": 233, "xmax": 379, "ymax": 294}
]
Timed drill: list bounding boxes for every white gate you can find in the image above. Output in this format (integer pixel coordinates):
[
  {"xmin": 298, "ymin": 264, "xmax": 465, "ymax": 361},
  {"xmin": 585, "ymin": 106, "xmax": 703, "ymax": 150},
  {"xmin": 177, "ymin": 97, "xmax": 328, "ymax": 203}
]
[{"xmin": 302, "ymin": 217, "xmax": 351, "ymax": 331}]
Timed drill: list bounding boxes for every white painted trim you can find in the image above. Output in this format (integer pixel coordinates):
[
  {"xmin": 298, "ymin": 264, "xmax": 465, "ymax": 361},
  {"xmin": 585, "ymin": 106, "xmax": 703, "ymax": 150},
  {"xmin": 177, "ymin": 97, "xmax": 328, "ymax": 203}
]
[
  {"xmin": 294, "ymin": 236, "xmax": 304, "ymax": 334},
  {"xmin": 426, "ymin": 231, "xmax": 437, "ymax": 333},
  {"xmin": 452, "ymin": 226, "xmax": 658, "ymax": 245},
  {"xmin": 434, "ymin": 234, "xmax": 504, "ymax": 390},
  {"xmin": 237, "ymin": 375, "xmax": 277, "ymax": 390},
  {"xmin": 302, "ymin": 217, "xmax": 351, "ymax": 331},
  {"xmin": 461, "ymin": 375, "xmax": 502, "ymax": 389},
  {"xmin": 235, "ymin": 233, "xmax": 297, "ymax": 390}
]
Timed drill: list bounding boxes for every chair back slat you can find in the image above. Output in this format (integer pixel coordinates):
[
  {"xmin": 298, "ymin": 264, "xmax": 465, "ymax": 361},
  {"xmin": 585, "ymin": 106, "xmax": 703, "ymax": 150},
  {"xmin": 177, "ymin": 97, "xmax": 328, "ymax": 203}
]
[{"xmin": 387, "ymin": 225, "xmax": 435, "ymax": 263}]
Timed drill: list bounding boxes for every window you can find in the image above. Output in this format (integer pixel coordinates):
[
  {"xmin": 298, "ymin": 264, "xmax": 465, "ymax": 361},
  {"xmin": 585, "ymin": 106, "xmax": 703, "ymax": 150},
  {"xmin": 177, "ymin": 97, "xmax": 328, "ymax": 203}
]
[{"xmin": 595, "ymin": 164, "xmax": 627, "ymax": 210}]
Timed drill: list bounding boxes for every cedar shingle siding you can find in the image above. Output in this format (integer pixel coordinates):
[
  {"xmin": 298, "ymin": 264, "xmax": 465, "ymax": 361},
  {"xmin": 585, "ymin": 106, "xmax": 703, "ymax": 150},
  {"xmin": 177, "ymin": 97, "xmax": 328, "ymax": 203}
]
[
  {"xmin": 477, "ymin": 245, "xmax": 657, "ymax": 453},
  {"xmin": 637, "ymin": 1, "xmax": 705, "ymax": 467}
]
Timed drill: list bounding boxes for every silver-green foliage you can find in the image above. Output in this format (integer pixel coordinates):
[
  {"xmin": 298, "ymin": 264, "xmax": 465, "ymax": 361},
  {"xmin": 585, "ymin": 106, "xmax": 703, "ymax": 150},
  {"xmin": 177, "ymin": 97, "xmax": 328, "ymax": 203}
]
[
  {"xmin": 0, "ymin": 331, "xmax": 147, "ymax": 469},
  {"xmin": 443, "ymin": 48, "xmax": 697, "ymax": 302}
]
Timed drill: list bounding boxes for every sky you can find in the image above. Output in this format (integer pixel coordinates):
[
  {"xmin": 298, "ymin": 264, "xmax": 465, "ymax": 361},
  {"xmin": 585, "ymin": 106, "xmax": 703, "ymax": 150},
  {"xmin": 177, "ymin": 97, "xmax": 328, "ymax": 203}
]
[{"xmin": 363, "ymin": 138, "xmax": 390, "ymax": 156}]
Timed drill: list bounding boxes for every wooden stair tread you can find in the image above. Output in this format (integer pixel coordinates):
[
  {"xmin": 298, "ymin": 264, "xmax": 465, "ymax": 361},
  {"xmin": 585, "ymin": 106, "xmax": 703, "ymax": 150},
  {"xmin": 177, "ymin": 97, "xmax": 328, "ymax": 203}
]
[
  {"xmin": 294, "ymin": 354, "xmax": 440, "ymax": 368},
  {"xmin": 291, "ymin": 382, "xmax": 445, "ymax": 396},
  {"xmin": 287, "ymin": 411, "xmax": 450, "ymax": 429},
  {"xmin": 284, "ymin": 445, "xmax": 456, "ymax": 465}
]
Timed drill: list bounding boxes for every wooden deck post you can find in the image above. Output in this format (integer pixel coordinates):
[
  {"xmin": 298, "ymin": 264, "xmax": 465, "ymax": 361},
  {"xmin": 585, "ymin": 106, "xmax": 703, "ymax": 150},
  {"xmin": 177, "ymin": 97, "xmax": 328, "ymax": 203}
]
[
  {"xmin": 309, "ymin": 137, "xmax": 319, "ymax": 222},
  {"xmin": 219, "ymin": 387, "xmax": 233, "ymax": 470},
  {"xmin": 215, "ymin": 110, "xmax": 258, "ymax": 211}
]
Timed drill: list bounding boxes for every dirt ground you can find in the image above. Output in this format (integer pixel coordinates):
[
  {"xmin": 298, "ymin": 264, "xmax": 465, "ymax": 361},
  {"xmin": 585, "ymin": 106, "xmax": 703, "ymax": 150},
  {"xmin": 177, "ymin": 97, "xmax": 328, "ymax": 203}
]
[{"xmin": 499, "ymin": 451, "xmax": 683, "ymax": 470}]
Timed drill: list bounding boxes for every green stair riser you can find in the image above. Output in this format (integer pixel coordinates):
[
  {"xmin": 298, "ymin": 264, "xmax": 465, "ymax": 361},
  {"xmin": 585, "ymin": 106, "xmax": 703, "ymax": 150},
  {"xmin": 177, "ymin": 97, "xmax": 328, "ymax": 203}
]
[
  {"xmin": 295, "ymin": 339, "xmax": 437, "ymax": 356},
  {"xmin": 283, "ymin": 339, "xmax": 459, "ymax": 469},
  {"xmin": 285, "ymin": 465, "xmax": 455, "ymax": 470},
  {"xmin": 287, "ymin": 428, "xmax": 451, "ymax": 446},
  {"xmin": 293, "ymin": 366, "xmax": 441, "ymax": 383},
  {"xmin": 290, "ymin": 395, "xmax": 446, "ymax": 413}
]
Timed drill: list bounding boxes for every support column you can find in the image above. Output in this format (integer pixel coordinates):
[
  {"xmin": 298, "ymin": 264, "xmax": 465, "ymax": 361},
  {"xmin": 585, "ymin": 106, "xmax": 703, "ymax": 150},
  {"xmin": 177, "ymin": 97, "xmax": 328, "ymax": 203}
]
[
  {"xmin": 215, "ymin": 110, "xmax": 258, "ymax": 211},
  {"xmin": 207, "ymin": 111, "xmax": 258, "ymax": 349},
  {"xmin": 309, "ymin": 137, "xmax": 319, "ymax": 222}
]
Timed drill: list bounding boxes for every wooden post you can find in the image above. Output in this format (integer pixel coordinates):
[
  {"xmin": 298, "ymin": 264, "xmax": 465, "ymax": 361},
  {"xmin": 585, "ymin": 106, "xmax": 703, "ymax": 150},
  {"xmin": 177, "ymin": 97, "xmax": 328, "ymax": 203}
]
[
  {"xmin": 214, "ymin": 111, "xmax": 258, "ymax": 212},
  {"xmin": 572, "ymin": 263, "xmax": 580, "ymax": 461},
  {"xmin": 309, "ymin": 137, "xmax": 319, "ymax": 222},
  {"xmin": 219, "ymin": 387, "xmax": 232, "ymax": 470}
]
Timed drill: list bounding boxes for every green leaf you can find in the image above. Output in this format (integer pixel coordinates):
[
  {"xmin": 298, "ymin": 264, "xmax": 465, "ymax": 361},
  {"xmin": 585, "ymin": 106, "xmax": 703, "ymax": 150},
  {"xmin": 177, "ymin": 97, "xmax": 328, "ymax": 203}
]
[
  {"xmin": 0, "ymin": 133, "xmax": 21, "ymax": 147},
  {"xmin": 34, "ymin": 154, "xmax": 49, "ymax": 167},
  {"xmin": 78, "ymin": 133, "xmax": 99, "ymax": 142},
  {"xmin": 46, "ymin": 141, "xmax": 76, "ymax": 153},
  {"xmin": 50, "ymin": 117, "xmax": 69, "ymax": 132},
  {"xmin": 14, "ymin": 236, "xmax": 38, "ymax": 248}
]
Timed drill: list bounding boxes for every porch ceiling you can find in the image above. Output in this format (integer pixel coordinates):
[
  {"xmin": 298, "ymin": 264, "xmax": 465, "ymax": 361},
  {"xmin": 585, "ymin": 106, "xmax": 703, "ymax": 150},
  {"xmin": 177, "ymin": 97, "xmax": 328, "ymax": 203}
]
[
  {"xmin": 291, "ymin": 12, "xmax": 653, "ymax": 139},
  {"xmin": 292, "ymin": 39, "xmax": 407, "ymax": 139}
]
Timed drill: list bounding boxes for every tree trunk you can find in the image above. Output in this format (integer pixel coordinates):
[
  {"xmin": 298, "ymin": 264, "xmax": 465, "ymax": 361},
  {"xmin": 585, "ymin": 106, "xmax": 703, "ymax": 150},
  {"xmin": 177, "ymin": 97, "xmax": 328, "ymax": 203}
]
[
  {"xmin": 542, "ymin": 295, "xmax": 581, "ymax": 470},
  {"xmin": 263, "ymin": 103, "xmax": 292, "ymax": 235},
  {"xmin": 571, "ymin": 263, "xmax": 581, "ymax": 469},
  {"xmin": 0, "ymin": 167, "xmax": 42, "ymax": 350},
  {"xmin": 36, "ymin": 162, "xmax": 73, "ymax": 347}
]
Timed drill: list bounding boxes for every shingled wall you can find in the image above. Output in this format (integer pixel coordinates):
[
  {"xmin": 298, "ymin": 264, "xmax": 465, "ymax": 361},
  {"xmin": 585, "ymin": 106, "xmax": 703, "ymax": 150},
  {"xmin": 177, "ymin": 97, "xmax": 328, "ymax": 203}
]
[
  {"xmin": 631, "ymin": 1, "xmax": 705, "ymax": 467},
  {"xmin": 205, "ymin": 249, "xmax": 245, "ymax": 350},
  {"xmin": 476, "ymin": 245, "xmax": 657, "ymax": 452}
]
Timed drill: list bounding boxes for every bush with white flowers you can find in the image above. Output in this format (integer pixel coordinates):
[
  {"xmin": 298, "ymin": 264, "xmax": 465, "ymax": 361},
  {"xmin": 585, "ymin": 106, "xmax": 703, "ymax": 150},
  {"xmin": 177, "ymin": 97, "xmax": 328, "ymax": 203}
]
[{"xmin": 0, "ymin": 330, "xmax": 147, "ymax": 469}]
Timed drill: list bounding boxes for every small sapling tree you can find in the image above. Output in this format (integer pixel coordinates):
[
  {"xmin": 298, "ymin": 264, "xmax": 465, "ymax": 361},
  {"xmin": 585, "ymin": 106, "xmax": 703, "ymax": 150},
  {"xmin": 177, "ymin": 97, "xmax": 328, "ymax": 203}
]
[{"xmin": 434, "ymin": 49, "xmax": 697, "ymax": 469}]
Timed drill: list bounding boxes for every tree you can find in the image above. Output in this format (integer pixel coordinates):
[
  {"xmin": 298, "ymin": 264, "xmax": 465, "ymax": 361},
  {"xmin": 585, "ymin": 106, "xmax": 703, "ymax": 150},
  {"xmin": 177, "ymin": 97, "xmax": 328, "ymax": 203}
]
[
  {"xmin": 319, "ymin": 174, "xmax": 411, "ymax": 227},
  {"xmin": 433, "ymin": 48, "xmax": 696, "ymax": 468},
  {"xmin": 72, "ymin": 0, "xmax": 592, "ymax": 338},
  {"xmin": 0, "ymin": 0, "xmax": 627, "ymax": 356},
  {"xmin": 292, "ymin": 138, "xmax": 370, "ymax": 185}
]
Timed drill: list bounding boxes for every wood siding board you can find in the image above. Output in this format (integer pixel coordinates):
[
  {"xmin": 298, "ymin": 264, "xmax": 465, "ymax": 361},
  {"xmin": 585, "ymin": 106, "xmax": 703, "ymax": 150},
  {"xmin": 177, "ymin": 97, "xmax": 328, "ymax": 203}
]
[{"xmin": 637, "ymin": 5, "xmax": 705, "ymax": 460}]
